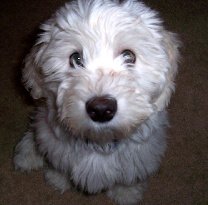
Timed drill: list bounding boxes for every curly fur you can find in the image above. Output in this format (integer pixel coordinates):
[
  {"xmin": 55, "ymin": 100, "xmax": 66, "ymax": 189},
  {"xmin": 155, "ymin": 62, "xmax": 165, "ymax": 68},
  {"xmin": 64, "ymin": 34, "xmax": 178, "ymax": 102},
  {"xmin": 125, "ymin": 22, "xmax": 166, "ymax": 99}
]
[{"xmin": 14, "ymin": 0, "xmax": 180, "ymax": 204}]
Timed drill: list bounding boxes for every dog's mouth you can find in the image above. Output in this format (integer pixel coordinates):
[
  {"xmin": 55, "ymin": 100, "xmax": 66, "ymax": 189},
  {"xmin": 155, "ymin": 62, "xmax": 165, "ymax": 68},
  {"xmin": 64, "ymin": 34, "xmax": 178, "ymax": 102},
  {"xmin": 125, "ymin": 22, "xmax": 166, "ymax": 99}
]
[
  {"xmin": 62, "ymin": 112, "xmax": 141, "ymax": 146},
  {"xmin": 82, "ymin": 137, "xmax": 121, "ymax": 154}
]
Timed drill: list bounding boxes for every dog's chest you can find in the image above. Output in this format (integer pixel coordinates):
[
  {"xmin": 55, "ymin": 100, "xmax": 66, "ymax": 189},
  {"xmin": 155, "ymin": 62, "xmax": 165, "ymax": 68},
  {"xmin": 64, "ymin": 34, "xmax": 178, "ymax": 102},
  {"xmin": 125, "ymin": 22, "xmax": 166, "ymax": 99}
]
[
  {"xmin": 70, "ymin": 148, "xmax": 121, "ymax": 193},
  {"xmin": 68, "ymin": 141, "xmax": 141, "ymax": 193}
]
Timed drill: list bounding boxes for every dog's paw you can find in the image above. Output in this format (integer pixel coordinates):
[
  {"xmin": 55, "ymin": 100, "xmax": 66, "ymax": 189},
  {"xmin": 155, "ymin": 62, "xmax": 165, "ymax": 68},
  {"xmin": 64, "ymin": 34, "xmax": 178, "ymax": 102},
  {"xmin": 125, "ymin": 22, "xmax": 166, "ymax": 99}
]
[
  {"xmin": 44, "ymin": 169, "xmax": 71, "ymax": 193},
  {"xmin": 107, "ymin": 182, "xmax": 147, "ymax": 205},
  {"xmin": 13, "ymin": 132, "xmax": 44, "ymax": 171}
]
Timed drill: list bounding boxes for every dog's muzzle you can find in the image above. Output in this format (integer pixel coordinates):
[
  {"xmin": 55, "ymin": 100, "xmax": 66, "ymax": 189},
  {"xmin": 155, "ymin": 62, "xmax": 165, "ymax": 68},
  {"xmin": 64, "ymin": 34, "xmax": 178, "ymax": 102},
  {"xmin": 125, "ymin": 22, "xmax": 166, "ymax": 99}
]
[{"xmin": 86, "ymin": 96, "xmax": 117, "ymax": 123}]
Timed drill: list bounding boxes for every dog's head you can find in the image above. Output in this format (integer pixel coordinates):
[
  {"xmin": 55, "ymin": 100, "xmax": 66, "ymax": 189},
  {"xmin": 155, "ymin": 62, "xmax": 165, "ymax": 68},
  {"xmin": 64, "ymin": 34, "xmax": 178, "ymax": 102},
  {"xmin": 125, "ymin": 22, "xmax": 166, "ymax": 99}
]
[{"xmin": 23, "ymin": 0, "xmax": 180, "ymax": 142}]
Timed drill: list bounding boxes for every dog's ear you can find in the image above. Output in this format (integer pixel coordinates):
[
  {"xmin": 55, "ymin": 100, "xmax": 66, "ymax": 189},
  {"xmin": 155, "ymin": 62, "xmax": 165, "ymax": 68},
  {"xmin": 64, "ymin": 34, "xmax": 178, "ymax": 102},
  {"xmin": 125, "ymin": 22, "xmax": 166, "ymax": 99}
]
[
  {"xmin": 22, "ymin": 21, "xmax": 53, "ymax": 99},
  {"xmin": 154, "ymin": 31, "xmax": 180, "ymax": 111},
  {"xmin": 22, "ymin": 45, "xmax": 45, "ymax": 99}
]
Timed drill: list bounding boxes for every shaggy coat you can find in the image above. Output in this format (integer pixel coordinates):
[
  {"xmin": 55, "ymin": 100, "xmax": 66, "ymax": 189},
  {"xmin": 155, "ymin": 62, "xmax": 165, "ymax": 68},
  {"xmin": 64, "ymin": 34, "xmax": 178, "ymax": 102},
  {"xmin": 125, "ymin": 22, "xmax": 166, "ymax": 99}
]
[{"xmin": 14, "ymin": 0, "xmax": 180, "ymax": 204}]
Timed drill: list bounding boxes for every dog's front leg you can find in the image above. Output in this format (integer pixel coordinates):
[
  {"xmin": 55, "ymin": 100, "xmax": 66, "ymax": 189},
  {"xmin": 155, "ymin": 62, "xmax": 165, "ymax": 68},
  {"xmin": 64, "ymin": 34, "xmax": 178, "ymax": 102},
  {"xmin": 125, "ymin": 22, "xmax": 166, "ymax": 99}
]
[
  {"xmin": 44, "ymin": 169, "xmax": 71, "ymax": 193},
  {"xmin": 13, "ymin": 131, "xmax": 44, "ymax": 171},
  {"xmin": 107, "ymin": 181, "xmax": 147, "ymax": 205}
]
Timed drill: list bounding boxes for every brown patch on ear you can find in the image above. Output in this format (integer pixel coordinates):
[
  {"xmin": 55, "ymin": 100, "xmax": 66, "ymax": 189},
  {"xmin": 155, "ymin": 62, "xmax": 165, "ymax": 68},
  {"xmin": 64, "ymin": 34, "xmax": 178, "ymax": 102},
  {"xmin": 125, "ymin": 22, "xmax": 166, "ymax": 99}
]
[
  {"xmin": 154, "ymin": 31, "xmax": 180, "ymax": 111},
  {"xmin": 163, "ymin": 32, "xmax": 181, "ymax": 81}
]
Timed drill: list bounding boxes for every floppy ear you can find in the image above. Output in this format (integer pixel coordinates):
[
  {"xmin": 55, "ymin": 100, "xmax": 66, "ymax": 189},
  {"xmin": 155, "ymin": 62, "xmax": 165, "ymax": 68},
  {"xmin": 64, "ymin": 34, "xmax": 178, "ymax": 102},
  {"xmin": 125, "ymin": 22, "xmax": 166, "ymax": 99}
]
[
  {"xmin": 154, "ymin": 31, "xmax": 180, "ymax": 111},
  {"xmin": 22, "ymin": 19, "xmax": 54, "ymax": 99},
  {"xmin": 22, "ymin": 45, "xmax": 46, "ymax": 99}
]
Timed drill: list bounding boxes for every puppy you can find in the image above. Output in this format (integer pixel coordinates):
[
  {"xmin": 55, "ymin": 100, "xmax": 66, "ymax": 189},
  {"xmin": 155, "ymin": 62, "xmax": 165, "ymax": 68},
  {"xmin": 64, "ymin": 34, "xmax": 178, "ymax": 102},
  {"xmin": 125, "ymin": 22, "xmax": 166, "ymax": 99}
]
[{"xmin": 14, "ymin": 0, "xmax": 180, "ymax": 204}]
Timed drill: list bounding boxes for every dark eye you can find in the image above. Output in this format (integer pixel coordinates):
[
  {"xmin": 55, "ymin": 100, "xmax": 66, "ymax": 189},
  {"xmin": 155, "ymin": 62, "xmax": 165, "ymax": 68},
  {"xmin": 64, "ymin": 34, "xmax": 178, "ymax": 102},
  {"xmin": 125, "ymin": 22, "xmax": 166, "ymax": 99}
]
[
  {"xmin": 69, "ymin": 52, "xmax": 84, "ymax": 68},
  {"xmin": 121, "ymin": 50, "xmax": 136, "ymax": 65}
]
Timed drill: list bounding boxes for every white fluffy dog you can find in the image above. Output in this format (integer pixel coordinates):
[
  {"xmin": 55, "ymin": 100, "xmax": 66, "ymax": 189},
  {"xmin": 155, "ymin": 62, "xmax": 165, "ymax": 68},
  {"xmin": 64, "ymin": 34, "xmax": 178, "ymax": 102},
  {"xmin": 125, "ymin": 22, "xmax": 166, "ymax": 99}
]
[{"xmin": 14, "ymin": 0, "xmax": 180, "ymax": 204}]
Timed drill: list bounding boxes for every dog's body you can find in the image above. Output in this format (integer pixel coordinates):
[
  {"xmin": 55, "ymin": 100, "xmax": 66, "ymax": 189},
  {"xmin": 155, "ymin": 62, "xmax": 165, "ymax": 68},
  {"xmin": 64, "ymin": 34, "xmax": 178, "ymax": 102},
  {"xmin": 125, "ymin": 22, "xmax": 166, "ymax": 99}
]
[{"xmin": 14, "ymin": 0, "xmax": 179, "ymax": 204}]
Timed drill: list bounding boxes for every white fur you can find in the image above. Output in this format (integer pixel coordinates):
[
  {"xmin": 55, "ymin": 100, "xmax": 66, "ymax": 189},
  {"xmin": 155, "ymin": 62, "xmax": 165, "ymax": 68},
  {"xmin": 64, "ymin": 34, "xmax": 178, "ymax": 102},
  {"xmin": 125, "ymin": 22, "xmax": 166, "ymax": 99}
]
[
  {"xmin": 107, "ymin": 182, "xmax": 147, "ymax": 205},
  {"xmin": 44, "ymin": 169, "xmax": 71, "ymax": 193},
  {"xmin": 14, "ymin": 0, "xmax": 180, "ymax": 204},
  {"xmin": 14, "ymin": 132, "xmax": 44, "ymax": 171}
]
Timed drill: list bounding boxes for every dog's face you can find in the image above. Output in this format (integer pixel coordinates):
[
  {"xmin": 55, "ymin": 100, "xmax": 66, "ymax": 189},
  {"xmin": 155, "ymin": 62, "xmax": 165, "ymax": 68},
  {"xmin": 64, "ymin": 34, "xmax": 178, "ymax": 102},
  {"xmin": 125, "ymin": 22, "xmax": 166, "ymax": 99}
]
[{"xmin": 23, "ymin": 0, "xmax": 179, "ymax": 142}]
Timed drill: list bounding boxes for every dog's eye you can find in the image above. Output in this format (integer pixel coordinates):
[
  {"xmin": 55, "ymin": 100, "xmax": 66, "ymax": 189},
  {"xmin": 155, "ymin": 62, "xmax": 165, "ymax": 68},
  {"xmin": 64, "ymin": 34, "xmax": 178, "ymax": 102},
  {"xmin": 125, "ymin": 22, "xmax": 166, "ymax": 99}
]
[
  {"xmin": 121, "ymin": 50, "xmax": 136, "ymax": 65},
  {"xmin": 69, "ymin": 52, "xmax": 84, "ymax": 68}
]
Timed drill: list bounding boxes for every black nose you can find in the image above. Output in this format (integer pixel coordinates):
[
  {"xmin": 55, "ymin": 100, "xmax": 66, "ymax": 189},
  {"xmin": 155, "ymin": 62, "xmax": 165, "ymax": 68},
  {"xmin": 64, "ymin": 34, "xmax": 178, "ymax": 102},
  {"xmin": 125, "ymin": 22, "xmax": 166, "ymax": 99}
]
[{"xmin": 86, "ymin": 96, "xmax": 117, "ymax": 123}]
